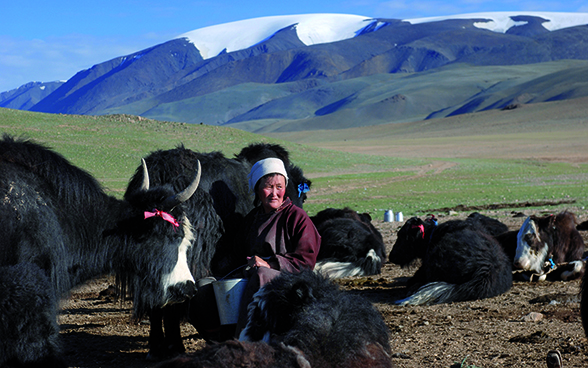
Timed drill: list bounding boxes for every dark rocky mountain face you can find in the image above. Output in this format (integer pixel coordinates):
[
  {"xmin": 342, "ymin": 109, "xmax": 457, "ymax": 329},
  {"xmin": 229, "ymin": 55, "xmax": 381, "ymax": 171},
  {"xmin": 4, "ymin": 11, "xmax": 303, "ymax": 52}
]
[
  {"xmin": 0, "ymin": 81, "xmax": 64, "ymax": 110},
  {"xmin": 13, "ymin": 17, "xmax": 588, "ymax": 131},
  {"xmin": 30, "ymin": 38, "xmax": 205, "ymax": 114}
]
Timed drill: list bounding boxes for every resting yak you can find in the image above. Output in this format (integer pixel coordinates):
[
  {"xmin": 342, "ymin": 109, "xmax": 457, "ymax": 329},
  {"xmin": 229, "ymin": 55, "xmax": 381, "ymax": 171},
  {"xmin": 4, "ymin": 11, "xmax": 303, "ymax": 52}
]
[
  {"xmin": 154, "ymin": 340, "xmax": 310, "ymax": 368},
  {"xmin": 389, "ymin": 213, "xmax": 512, "ymax": 305},
  {"xmin": 311, "ymin": 207, "xmax": 386, "ymax": 278},
  {"xmin": 125, "ymin": 143, "xmax": 312, "ymax": 358},
  {"xmin": 238, "ymin": 270, "xmax": 393, "ymax": 368},
  {"xmin": 513, "ymin": 211, "xmax": 585, "ymax": 281},
  {"xmin": 0, "ymin": 135, "xmax": 200, "ymax": 366},
  {"xmin": 152, "ymin": 273, "xmax": 394, "ymax": 368}
]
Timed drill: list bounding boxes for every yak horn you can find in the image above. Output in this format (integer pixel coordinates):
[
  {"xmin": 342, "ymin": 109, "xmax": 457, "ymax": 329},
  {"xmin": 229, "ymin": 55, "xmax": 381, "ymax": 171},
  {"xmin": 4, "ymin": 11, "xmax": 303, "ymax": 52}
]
[
  {"xmin": 164, "ymin": 160, "xmax": 201, "ymax": 208},
  {"xmin": 140, "ymin": 158, "xmax": 150, "ymax": 192}
]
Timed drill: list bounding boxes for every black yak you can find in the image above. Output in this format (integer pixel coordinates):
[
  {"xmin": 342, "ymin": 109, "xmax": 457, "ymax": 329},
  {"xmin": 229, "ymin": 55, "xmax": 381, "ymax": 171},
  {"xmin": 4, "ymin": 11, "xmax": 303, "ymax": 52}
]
[
  {"xmin": 311, "ymin": 207, "xmax": 386, "ymax": 278},
  {"xmin": 125, "ymin": 143, "xmax": 312, "ymax": 357},
  {"xmin": 0, "ymin": 263, "xmax": 62, "ymax": 367},
  {"xmin": 154, "ymin": 340, "xmax": 310, "ymax": 368},
  {"xmin": 239, "ymin": 270, "xmax": 393, "ymax": 368},
  {"xmin": 389, "ymin": 214, "xmax": 512, "ymax": 305},
  {"xmin": 0, "ymin": 135, "xmax": 200, "ymax": 365},
  {"xmin": 581, "ymin": 265, "xmax": 588, "ymax": 338}
]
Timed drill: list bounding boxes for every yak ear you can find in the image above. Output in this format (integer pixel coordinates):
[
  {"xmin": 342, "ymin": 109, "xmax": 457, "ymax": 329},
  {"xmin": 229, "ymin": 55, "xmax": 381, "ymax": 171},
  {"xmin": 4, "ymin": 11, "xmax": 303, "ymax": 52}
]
[{"xmin": 544, "ymin": 214, "xmax": 557, "ymax": 230}]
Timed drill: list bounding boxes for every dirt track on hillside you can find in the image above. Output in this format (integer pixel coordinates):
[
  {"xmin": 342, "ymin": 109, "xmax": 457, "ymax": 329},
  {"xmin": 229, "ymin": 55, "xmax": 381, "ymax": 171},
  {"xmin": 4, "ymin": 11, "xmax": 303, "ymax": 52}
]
[
  {"xmin": 59, "ymin": 208, "xmax": 588, "ymax": 368},
  {"xmin": 309, "ymin": 160, "xmax": 459, "ymax": 198}
]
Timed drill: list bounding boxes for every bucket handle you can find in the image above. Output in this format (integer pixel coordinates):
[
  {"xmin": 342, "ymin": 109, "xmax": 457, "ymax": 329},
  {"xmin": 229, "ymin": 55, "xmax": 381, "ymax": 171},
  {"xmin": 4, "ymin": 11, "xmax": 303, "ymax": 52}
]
[{"xmin": 218, "ymin": 264, "xmax": 248, "ymax": 281}]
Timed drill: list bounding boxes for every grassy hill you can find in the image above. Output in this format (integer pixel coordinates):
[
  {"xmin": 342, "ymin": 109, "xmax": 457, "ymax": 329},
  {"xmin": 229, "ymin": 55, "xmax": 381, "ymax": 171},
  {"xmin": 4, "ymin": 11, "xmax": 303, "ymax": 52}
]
[
  {"xmin": 268, "ymin": 95, "xmax": 588, "ymax": 160},
  {"xmin": 113, "ymin": 60, "xmax": 588, "ymax": 133},
  {"xmin": 1, "ymin": 106, "xmax": 586, "ymax": 218}
]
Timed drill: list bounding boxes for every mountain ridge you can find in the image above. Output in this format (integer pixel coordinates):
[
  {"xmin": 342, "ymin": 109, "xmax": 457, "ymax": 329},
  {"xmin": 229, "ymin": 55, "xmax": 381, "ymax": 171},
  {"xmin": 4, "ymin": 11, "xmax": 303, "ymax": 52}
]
[{"xmin": 5, "ymin": 12, "xmax": 588, "ymax": 132}]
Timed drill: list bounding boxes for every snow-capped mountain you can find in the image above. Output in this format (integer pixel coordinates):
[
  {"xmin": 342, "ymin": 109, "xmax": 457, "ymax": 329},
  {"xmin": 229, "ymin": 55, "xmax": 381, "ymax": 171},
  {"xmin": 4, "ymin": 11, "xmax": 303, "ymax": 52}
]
[
  {"xmin": 177, "ymin": 12, "xmax": 588, "ymax": 59},
  {"xmin": 18, "ymin": 12, "xmax": 588, "ymax": 132},
  {"xmin": 178, "ymin": 14, "xmax": 378, "ymax": 59},
  {"xmin": 406, "ymin": 12, "xmax": 588, "ymax": 32}
]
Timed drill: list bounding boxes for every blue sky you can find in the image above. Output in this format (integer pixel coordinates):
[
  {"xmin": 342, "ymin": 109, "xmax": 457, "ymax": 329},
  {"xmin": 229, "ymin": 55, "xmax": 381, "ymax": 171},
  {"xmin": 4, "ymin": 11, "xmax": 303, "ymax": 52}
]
[{"xmin": 1, "ymin": 0, "xmax": 587, "ymax": 92}]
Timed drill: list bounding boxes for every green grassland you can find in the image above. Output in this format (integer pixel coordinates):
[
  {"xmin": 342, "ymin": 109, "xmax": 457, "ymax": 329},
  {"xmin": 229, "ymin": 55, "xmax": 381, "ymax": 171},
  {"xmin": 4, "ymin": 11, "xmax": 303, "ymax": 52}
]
[
  {"xmin": 1, "ymin": 107, "xmax": 586, "ymax": 218},
  {"xmin": 309, "ymin": 159, "xmax": 587, "ymax": 215}
]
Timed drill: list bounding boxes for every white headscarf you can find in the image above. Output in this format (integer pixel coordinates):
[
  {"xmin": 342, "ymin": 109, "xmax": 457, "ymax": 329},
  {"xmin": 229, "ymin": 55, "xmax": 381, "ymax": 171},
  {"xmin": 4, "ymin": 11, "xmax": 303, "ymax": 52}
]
[{"xmin": 248, "ymin": 157, "xmax": 289, "ymax": 192}]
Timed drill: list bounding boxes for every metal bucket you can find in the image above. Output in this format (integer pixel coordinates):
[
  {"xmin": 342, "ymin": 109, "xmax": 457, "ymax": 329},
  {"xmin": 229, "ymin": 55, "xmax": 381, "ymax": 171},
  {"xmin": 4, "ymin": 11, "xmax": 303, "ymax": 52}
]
[
  {"xmin": 384, "ymin": 210, "xmax": 393, "ymax": 222},
  {"xmin": 395, "ymin": 212, "xmax": 404, "ymax": 222},
  {"xmin": 212, "ymin": 278, "xmax": 248, "ymax": 325}
]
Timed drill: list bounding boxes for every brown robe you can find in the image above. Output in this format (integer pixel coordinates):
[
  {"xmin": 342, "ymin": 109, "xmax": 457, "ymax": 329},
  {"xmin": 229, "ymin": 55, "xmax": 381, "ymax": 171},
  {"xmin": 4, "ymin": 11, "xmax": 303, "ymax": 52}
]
[
  {"xmin": 236, "ymin": 198, "xmax": 321, "ymax": 335},
  {"xmin": 241, "ymin": 197, "xmax": 321, "ymax": 272}
]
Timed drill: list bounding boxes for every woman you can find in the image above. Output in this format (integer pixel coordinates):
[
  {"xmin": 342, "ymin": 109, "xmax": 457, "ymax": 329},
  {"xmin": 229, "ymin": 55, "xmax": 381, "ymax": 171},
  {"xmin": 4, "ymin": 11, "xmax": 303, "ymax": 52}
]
[
  {"xmin": 235, "ymin": 157, "xmax": 321, "ymax": 335},
  {"xmin": 191, "ymin": 157, "xmax": 320, "ymax": 341}
]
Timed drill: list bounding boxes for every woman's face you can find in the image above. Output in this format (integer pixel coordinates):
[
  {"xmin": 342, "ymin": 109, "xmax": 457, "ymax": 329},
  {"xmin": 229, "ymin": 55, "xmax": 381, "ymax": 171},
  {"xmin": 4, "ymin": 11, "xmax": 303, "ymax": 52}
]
[{"xmin": 257, "ymin": 174, "xmax": 287, "ymax": 213}]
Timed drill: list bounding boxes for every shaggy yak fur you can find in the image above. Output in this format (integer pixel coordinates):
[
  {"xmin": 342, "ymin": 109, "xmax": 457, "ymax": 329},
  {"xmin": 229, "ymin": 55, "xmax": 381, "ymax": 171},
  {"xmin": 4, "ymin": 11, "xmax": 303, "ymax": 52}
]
[
  {"xmin": 466, "ymin": 212, "xmax": 509, "ymax": 236},
  {"xmin": 0, "ymin": 263, "xmax": 63, "ymax": 368},
  {"xmin": 125, "ymin": 143, "xmax": 313, "ymax": 357},
  {"xmin": 582, "ymin": 266, "xmax": 588, "ymax": 338},
  {"xmin": 311, "ymin": 207, "xmax": 386, "ymax": 278},
  {"xmin": 0, "ymin": 135, "xmax": 200, "ymax": 365},
  {"xmin": 239, "ymin": 270, "xmax": 393, "ymax": 368},
  {"xmin": 154, "ymin": 340, "xmax": 311, "ymax": 368},
  {"xmin": 389, "ymin": 213, "xmax": 512, "ymax": 305}
]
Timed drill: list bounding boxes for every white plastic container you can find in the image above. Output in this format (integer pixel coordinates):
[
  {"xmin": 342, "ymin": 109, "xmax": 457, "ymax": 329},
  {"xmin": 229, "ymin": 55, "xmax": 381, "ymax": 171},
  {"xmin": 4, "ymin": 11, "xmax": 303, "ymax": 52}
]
[
  {"xmin": 212, "ymin": 278, "xmax": 248, "ymax": 325},
  {"xmin": 384, "ymin": 210, "xmax": 393, "ymax": 222},
  {"xmin": 395, "ymin": 212, "xmax": 404, "ymax": 222}
]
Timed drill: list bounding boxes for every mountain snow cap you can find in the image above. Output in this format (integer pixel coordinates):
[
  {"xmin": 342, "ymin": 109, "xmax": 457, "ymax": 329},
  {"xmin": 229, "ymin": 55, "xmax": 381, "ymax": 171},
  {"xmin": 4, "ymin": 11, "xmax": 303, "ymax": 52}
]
[
  {"xmin": 406, "ymin": 12, "xmax": 588, "ymax": 33},
  {"xmin": 177, "ymin": 12, "xmax": 588, "ymax": 59},
  {"xmin": 177, "ymin": 14, "xmax": 373, "ymax": 59}
]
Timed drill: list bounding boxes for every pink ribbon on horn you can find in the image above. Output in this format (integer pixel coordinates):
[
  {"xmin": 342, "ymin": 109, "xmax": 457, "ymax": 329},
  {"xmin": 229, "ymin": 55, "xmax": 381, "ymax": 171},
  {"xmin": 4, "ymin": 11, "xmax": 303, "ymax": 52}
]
[{"xmin": 144, "ymin": 210, "xmax": 180, "ymax": 227}]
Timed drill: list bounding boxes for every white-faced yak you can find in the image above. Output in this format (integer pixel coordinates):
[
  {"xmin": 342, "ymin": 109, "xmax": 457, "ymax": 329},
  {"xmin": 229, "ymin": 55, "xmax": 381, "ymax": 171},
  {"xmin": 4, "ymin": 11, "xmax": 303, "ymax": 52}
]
[
  {"xmin": 0, "ymin": 135, "xmax": 200, "ymax": 366},
  {"xmin": 125, "ymin": 143, "xmax": 312, "ymax": 357},
  {"xmin": 514, "ymin": 211, "xmax": 585, "ymax": 281}
]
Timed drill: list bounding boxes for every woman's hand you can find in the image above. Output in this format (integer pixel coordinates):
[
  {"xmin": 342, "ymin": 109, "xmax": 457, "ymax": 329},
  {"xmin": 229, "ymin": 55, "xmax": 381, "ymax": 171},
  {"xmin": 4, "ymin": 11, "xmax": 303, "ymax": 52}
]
[{"xmin": 247, "ymin": 255, "xmax": 271, "ymax": 269}]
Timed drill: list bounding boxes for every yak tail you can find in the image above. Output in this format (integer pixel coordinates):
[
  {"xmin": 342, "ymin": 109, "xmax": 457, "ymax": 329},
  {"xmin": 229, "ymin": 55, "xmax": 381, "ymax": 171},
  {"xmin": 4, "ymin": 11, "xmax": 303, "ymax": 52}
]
[
  {"xmin": 395, "ymin": 281, "xmax": 456, "ymax": 305},
  {"xmin": 397, "ymin": 265, "xmax": 512, "ymax": 306},
  {"xmin": 314, "ymin": 249, "xmax": 382, "ymax": 279},
  {"xmin": 314, "ymin": 262, "xmax": 364, "ymax": 279}
]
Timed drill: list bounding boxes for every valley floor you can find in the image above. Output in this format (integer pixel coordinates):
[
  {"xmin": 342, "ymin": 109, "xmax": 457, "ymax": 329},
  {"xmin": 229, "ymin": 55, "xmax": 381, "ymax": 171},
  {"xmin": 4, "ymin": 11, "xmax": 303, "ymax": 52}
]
[
  {"xmin": 269, "ymin": 96, "xmax": 588, "ymax": 164},
  {"xmin": 59, "ymin": 209, "xmax": 588, "ymax": 368}
]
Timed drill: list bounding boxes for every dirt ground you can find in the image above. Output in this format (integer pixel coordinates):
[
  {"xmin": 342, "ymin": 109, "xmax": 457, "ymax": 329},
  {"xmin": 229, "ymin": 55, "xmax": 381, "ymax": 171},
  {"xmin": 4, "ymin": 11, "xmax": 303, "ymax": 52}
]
[{"xmin": 58, "ymin": 207, "xmax": 588, "ymax": 368}]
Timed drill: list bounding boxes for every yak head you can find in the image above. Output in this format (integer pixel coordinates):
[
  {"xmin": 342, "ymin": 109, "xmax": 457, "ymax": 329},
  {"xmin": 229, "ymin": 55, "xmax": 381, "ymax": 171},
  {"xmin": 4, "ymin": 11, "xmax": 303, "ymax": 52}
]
[
  {"xmin": 388, "ymin": 217, "xmax": 433, "ymax": 267},
  {"xmin": 514, "ymin": 215, "xmax": 550, "ymax": 274},
  {"xmin": 114, "ymin": 159, "xmax": 201, "ymax": 315},
  {"xmin": 239, "ymin": 271, "xmax": 334, "ymax": 343},
  {"xmin": 514, "ymin": 211, "xmax": 580, "ymax": 275}
]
